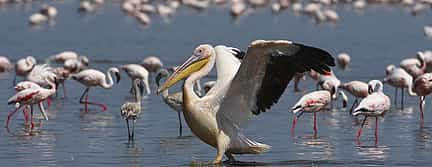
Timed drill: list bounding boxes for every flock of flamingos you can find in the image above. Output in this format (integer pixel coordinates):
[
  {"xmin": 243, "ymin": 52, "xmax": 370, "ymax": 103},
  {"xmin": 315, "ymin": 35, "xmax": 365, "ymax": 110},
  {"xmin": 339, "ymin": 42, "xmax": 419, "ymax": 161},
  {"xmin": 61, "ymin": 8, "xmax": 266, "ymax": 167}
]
[{"xmin": 0, "ymin": 40, "xmax": 431, "ymax": 163}]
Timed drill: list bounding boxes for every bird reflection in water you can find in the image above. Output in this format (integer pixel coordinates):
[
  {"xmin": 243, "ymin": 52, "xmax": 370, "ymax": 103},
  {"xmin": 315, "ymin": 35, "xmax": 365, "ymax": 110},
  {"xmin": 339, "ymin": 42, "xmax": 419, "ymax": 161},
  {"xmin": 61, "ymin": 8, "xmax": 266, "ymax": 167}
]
[
  {"xmin": 415, "ymin": 126, "xmax": 432, "ymax": 151},
  {"xmin": 356, "ymin": 145, "xmax": 389, "ymax": 162},
  {"xmin": 123, "ymin": 141, "xmax": 144, "ymax": 167}
]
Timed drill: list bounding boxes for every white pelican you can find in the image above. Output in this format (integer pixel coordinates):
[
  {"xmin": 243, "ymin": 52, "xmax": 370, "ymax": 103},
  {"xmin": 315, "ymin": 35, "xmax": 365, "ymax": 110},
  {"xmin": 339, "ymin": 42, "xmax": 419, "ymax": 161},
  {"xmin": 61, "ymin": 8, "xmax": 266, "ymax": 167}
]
[
  {"xmin": 157, "ymin": 40, "xmax": 334, "ymax": 163},
  {"xmin": 121, "ymin": 79, "xmax": 143, "ymax": 140},
  {"xmin": 121, "ymin": 64, "xmax": 151, "ymax": 95},
  {"xmin": 353, "ymin": 80, "xmax": 390, "ymax": 145},
  {"xmin": 6, "ymin": 78, "xmax": 56, "ymax": 129},
  {"xmin": 70, "ymin": 67, "xmax": 120, "ymax": 112}
]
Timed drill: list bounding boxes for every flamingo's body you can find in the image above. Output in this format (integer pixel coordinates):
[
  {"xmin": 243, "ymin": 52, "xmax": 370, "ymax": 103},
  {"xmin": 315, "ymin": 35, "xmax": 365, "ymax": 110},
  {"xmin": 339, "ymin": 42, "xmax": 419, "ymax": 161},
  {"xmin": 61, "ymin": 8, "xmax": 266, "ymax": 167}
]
[
  {"xmin": 0, "ymin": 56, "xmax": 12, "ymax": 72},
  {"xmin": 14, "ymin": 56, "xmax": 36, "ymax": 84},
  {"xmin": 400, "ymin": 52, "xmax": 426, "ymax": 79},
  {"xmin": 383, "ymin": 66, "xmax": 416, "ymax": 106},
  {"xmin": 6, "ymin": 79, "xmax": 56, "ymax": 129},
  {"xmin": 352, "ymin": 80, "xmax": 390, "ymax": 145},
  {"xmin": 70, "ymin": 67, "xmax": 120, "ymax": 112},
  {"xmin": 339, "ymin": 81, "xmax": 369, "ymax": 113},
  {"xmin": 337, "ymin": 52, "xmax": 350, "ymax": 69},
  {"xmin": 121, "ymin": 64, "xmax": 151, "ymax": 95},
  {"xmin": 64, "ymin": 56, "xmax": 89, "ymax": 73},
  {"xmin": 49, "ymin": 51, "xmax": 79, "ymax": 63},
  {"xmin": 26, "ymin": 64, "xmax": 57, "ymax": 88},
  {"xmin": 413, "ymin": 73, "xmax": 432, "ymax": 124},
  {"xmin": 291, "ymin": 90, "xmax": 331, "ymax": 136},
  {"xmin": 141, "ymin": 56, "xmax": 163, "ymax": 73}
]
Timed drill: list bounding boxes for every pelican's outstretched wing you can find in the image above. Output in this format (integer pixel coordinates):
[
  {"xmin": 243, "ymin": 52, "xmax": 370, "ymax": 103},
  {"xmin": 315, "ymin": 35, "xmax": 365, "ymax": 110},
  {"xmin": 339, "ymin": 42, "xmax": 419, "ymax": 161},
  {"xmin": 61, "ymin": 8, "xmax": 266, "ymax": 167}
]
[{"xmin": 217, "ymin": 40, "xmax": 335, "ymax": 129}]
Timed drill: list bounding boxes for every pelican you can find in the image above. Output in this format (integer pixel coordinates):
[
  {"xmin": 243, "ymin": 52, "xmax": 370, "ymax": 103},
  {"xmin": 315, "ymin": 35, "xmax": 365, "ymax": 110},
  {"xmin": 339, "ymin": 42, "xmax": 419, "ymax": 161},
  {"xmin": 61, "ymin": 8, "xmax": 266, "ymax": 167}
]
[
  {"xmin": 70, "ymin": 67, "xmax": 120, "ymax": 112},
  {"xmin": 121, "ymin": 79, "xmax": 143, "ymax": 140},
  {"xmin": 121, "ymin": 64, "xmax": 151, "ymax": 95},
  {"xmin": 157, "ymin": 40, "xmax": 334, "ymax": 163},
  {"xmin": 353, "ymin": 80, "xmax": 390, "ymax": 145}
]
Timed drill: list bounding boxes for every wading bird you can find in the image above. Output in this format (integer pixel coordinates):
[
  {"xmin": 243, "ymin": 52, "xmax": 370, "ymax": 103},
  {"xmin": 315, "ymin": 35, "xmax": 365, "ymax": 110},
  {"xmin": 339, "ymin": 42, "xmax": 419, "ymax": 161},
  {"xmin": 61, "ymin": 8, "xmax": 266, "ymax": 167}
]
[
  {"xmin": 352, "ymin": 80, "xmax": 390, "ymax": 145},
  {"xmin": 121, "ymin": 79, "xmax": 143, "ymax": 140},
  {"xmin": 0, "ymin": 56, "xmax": 12, "ymax": 72},
  {"xmin": 157, "ymin": 40, "xmax": 334, "ymax": 163},
  {"xmin": 339, "ymin": 81, "xmax": 369, "ymax": 114},
  {"xmin": 14, "ymin": 56, "xmax": 36, "ymax": 84},
  {"xmin": 6, "ymin": 78, "xmax": 56, "ymax": 129},
  {"xmin": 383, "ymin": 65, "xmax": 416, "ymax": 107},
  {"xmin": 121, "ymin": 64, "xmax": 151, "ymax": 95},
  {"xmin": 141, "ymin": 56, "xmax": 163, "ymax": 73},
  {"xmin": 291, "ymin": 90, "xmax": 347, "ymax": 136},
  {"xmin": 413, "ymin": 73, "xmax": 432, "ymax": 125},
  {"xmin": 70, "ymin": 67, "xmax": 120, "ymax": 112}
]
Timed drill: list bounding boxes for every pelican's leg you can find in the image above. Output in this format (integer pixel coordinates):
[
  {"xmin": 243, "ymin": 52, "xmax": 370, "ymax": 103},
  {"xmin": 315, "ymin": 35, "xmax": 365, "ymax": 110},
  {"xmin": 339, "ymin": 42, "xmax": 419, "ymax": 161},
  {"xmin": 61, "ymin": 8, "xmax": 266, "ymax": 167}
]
[
  {"xmin": 349, "ymin": 99, "xmax": 358, "ymax": 114},
  {"xmin": 79, "ymin": 88, "xmax": 90, "ymax": 112},
  {"xmin": 420, "ymin": 96, "xmax": 425, "ymax": 125},
  {"xmin": 5, "ymin": 106, "xmax": 23, "ymax": 128},
  {"xmin": 375, "ymin": 117, "xmax": 379, "ymax": 145},
  {"xmin": 38, "ymin": 102, "xmax": 49, "ymax": 121},
  {"xmin": 126, "ymin": 119, "xmax": 131, "ymax": 140},
  {"xmin": 225, "ymin": 153, "xmax": 236, "ymax": 163},
  {"xmin": 356, "ymin": 116, "xmax": 368, "ymax": 142},
  {"xmin": 313, "ymin": 112, "xmax": 317, "ymax": 137},
  {"xmin": 178, "ymin": 111, "xmax": 183, "ymax": 137}
]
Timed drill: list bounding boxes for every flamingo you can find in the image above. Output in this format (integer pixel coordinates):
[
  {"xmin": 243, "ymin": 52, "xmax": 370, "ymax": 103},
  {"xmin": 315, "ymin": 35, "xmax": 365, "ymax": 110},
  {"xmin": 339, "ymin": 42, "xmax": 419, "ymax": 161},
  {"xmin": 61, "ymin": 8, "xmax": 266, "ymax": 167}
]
[
  {"xmin": 14, "ymin": 56, "xmax": 36, "ymax": 84},
  {"xmin": 121, "ymin": 64, "xmax": 151, "ymax": 95},
  {"xmin": 317, "ymin": 72, "xmax": 341, "ymax": 100},
  {"xmin": 26, "ymin": 64, "xmax": 57, "ymax": 88},
  {"xmin": 339, "ymin": 81, "xmax": 369, "ymax": 114},
  {"xmin": 70, "ymin": 67, "xmax": 120, "ymax": 112},
  {"xmin": 52, "ymin": 67, "xmax": 71, "ymax": 98},
  {"xmin": 337, "ymin": 52, "xmax": 350, "ymax": 69},
  {"xmin": 64, "ymin": 56, "xmax": 89, "ymax": 73},
  {"xmin": 291, "ymin": 90, "xmax": 347, "ymax": 136},
  {"xmin": 120, "ymin": 79, "xmax": 143, "ymax": 140},
  {"xmin": 0, "ymin": 56, "xmax": 12, "ymax": 72},
  {"xmin": 353, "ymin": 80, "xmax": 390, "ymax": 145},
  {"xmin": 49, "ymin": 51, "xmax": 79, "ymax": 63},
  {"xmin": 6, "ymin": 78, "xmax": 56, "ymax": 129},
  {"xmin": 413, "ymin": 73, "xmax": 432, "ymax": 125},
  {"xmin": 383, "ymin": 66, "xmax": 416, "ymax": 107},
  {"xmin": 400, "ymin": 52, "xmax": 426, "ymax": 79},
  {"xmin": 141, "ymin": 56, "xmax": 163, "ymax": 73}
]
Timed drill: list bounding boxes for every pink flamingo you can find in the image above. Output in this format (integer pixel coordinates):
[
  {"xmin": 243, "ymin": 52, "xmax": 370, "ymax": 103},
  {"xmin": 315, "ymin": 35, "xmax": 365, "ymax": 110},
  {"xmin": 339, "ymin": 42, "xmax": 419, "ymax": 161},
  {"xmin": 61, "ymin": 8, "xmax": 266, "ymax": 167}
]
[
  {"xmin": 52, "ymin": 67, "xmax": 71, "ymax": 98},
  {"xmin": 141, "ymin": 56, "xmax": 163, "ymax": 73},
  {"xmin": 353, "ymin": 80, "xmax": 390, "ymax": 145},
  {"xmin": 400, "ymin": 52, "xmax": 426, "ymax": 79},
  {"xmin": 49, "ymin": 51, "xmax": 79, "ymax": 63},
  {"xmin": 70, "ymin": 67, "xmax": 120, "ymax": 112},
  {"xmin": 0, "ymin": 56, "xmax": 12, "ymax": 72},
  {"xmin": 6, "ymin": 78, "xmax": 56, "ymax": 129},
  {"xmin": 291, "ymin": 90, "xmax": 347, "ymax": 136},
  {"xmin": 339, "ymin": 81, "xmax": 369, "ymax": 114},
  {"xmin": 383, "ymin": 65, "xmax": 416, "ymax": 107},
  {"xmin": 413, "ymin": 73, "xmax": 432, "ymax": 125},
  {"xmin": 14, "ymin": 56, "xmax": 36, "ymax": 84}
]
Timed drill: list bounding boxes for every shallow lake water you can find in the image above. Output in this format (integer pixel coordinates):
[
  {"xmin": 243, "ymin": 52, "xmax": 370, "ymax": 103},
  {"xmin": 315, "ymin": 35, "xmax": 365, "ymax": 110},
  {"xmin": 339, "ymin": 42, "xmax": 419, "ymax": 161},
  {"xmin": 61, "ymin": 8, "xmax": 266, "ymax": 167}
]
[{"xmin": 0, "ymin": 1, "xmax": 431, "ymax": 166}]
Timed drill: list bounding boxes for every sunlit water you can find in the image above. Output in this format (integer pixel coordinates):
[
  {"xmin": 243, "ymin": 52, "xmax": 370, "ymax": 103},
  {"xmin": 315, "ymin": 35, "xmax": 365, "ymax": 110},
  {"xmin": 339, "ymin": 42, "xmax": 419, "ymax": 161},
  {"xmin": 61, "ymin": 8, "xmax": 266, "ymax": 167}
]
[{"xmin": 0, "ymin": 1, "xmax": 431, "ymax": 166}]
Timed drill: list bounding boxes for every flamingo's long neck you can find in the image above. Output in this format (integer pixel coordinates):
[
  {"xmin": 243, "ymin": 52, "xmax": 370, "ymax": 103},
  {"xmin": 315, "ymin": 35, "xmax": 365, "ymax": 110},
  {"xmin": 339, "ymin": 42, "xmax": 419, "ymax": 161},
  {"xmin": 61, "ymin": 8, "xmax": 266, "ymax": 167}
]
[
  {"xmin": 102, "ymin": 68, "xmax": 115, "ymax": 89},
  {"xmin": 133, "ymin": 80, "xmax": 141, "ymax": 104},
  {"xmin": 183, "ymin": 53, "xmax": 216, "ymax": 104}
]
